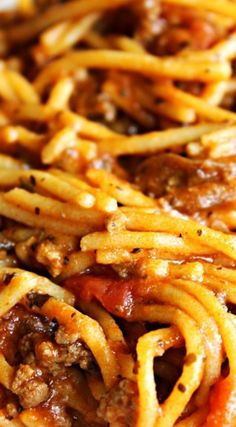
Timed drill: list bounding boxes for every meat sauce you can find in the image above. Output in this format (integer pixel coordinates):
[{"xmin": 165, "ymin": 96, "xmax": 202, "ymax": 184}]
[
  {"xmin": 0, "ymin": 305, "xmax": 58, "ymax": 365},
  {"xmin": 131, "ymin": 2, "xmax": 220, "ymax": 56},
  {"xmin": 0, "ymin": 301, "xmax": 97, "ymax": 426},
  {"xmin": 134, "ymin": 154, "xmax": 236, "ymax": 213},
  {"xmin": 155, "ymin": 4, "xmax": 219, "ymax": 54}
]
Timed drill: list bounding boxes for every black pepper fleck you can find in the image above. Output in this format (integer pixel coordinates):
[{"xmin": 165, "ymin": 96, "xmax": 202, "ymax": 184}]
[
  {"xmin": 2, "ymin": 273, "xmax": 15, "ymax": 285},
  {"xmin": 178, "ymin": 383, "xmax": 186, "ymax": 392},
  {"xmin": 30, "ymin": 175, "xmax": 36, "ymax": 186},
  {"xmin": 34, "ymin": 207, "xmax": 40, "ymax": 215},
  {"xmin": 31, "ymin": 243, "xmax": 37, "ymax": 252},
  {"xmin": 132, "ymin": 248, "xmax": 141, "ymax": 254},
  {"xmin": 155, "ymin": 97, "xmax": 164, "ymax": 105},
  {"xmin": 63, "ymin": 256, "xmax": 69, "ymax": 265}
]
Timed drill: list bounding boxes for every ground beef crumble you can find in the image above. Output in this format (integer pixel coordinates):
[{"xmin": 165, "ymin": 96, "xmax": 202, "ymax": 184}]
[
  {"xmin": 0, "ymin": 304, "xmax": 97, "ymax": 425},
  {"xmin": 35, "ymin": 339, "xmax": 95, "ymax": 371},
  {"xmin": 11, "ymin": 364, "xmax": 49, "ymax": 408},
  {"xmin": 98, "ymin": 379, "xmax": 138, "ymax": 427}
]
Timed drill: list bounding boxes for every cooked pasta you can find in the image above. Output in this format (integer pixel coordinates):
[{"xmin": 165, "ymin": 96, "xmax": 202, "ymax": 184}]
[{"xmin": 1, "ymin": 1, "xmax": 236, "ymax": 426}]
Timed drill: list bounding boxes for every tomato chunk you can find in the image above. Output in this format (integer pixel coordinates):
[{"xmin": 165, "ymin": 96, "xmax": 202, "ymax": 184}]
[{"xmin": 64, "ymin": 274, "xmax": 136, "ymax": 317}]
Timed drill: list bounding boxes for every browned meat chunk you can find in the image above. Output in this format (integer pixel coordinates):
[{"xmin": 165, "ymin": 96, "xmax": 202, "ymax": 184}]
[
  {"xmin": 11, "ymin": 365, "xmax": 49, "ymax": 408},
  {"xmin": 35, "ymin": 339, "xmax": 95, "ymax": 371},
  {"xmin": 0, "ymin": 305, "xmax": 58, "ymax": 365},
  {"xmin": 167, "ymin": 181, "xmax": 236, "ymax": 214},
  {"xmin": 98, "ymin": 379, "xmax": 138, "ymax": 427},
  {"xmin": 133, "ymin": 0, "xmax": 161, "ymax": 43},
  {"xmin": 153, "ymin": 5, "xmax": 217, "ymax": 55},
  {"xmin": 135, "ymin": 154, "xmax": 236, "ymax": 197},
  {"xmin": 34, "ymin": 234, "xmax": 77, "ymax": 277}
]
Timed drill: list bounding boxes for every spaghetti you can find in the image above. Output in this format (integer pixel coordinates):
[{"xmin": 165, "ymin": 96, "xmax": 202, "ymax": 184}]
[{"xmin": 0, "ymin": 0, "xmax": 236, "ymax": 426}]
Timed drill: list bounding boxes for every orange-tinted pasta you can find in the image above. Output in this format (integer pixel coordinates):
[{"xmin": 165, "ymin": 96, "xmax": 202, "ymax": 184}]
[{"xmin": 1, "ymin": 1, "xmax": 236, "ymax": 426}]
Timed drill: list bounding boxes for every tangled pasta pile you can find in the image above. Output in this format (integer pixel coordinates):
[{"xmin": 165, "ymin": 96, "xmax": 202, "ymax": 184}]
[{"xmin": 1, "ymin": 0, "xmax": 236, "ymax": 426}]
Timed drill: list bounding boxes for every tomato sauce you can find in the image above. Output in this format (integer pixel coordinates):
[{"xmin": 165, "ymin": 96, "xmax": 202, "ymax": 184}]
[{"xmin": 63, "ymin": 272, "xmax": 159, "ymax": 319}]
